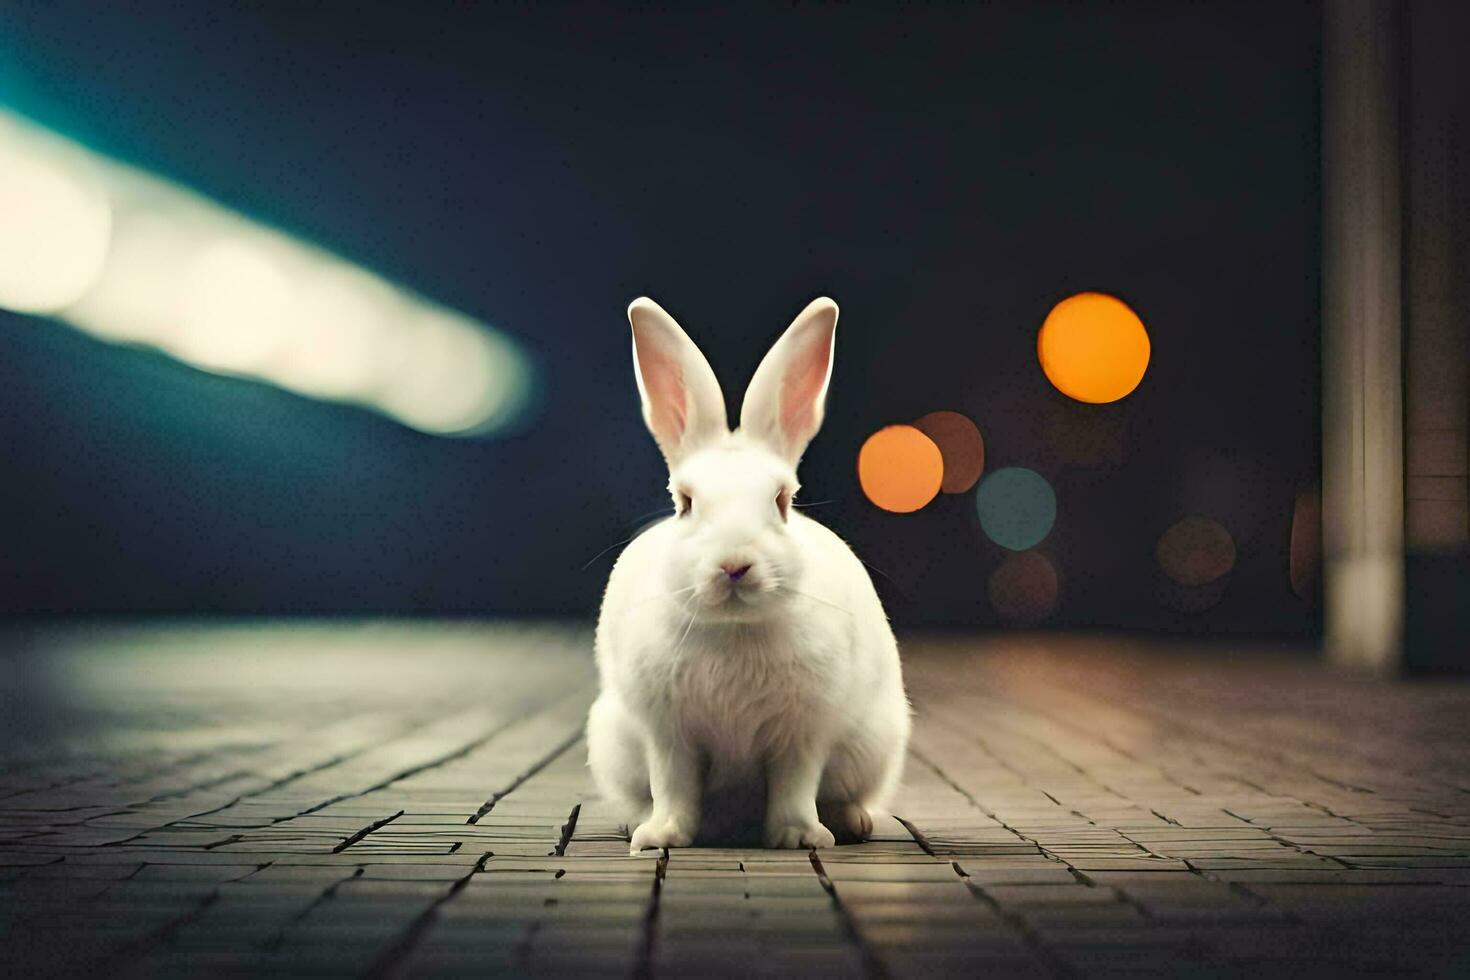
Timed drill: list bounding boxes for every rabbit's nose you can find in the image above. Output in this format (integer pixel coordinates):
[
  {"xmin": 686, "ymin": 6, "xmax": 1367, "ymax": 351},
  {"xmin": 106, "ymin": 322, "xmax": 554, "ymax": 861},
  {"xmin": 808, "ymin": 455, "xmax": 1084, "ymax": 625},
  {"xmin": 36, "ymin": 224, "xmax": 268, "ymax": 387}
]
[{"xmin": 721, "ymin": 563, "xmax": 752, "ymax": 582}]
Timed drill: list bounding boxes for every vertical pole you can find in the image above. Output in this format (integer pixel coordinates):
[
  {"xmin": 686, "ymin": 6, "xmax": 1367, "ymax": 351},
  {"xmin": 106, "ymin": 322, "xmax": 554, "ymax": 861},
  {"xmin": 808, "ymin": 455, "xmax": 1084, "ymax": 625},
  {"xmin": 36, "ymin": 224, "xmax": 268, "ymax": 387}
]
[{"xmin": 1322, "ymin": 0, "xmax": 1404, "ymax": 672}]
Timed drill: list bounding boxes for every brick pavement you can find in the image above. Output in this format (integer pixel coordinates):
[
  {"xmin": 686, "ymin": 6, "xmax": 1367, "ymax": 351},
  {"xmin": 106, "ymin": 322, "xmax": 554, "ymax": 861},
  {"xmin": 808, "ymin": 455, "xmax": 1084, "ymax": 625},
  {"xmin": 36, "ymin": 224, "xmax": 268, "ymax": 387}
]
[{"xmin": 1, "ymin": 623, "xmax": 1467, "ymax": 977}]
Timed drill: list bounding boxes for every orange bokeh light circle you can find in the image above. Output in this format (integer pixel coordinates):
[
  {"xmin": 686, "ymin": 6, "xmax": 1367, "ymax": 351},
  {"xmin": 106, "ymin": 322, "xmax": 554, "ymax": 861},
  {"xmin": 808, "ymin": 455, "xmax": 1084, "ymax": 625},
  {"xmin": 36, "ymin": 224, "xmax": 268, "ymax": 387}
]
[
  {"xmin": 858, "ymin": 424, "xmax": 944, "ymax": 513},
  {"xmin": 1037, "ymin": 292, "xmax": 1151, "ymax": 403}
]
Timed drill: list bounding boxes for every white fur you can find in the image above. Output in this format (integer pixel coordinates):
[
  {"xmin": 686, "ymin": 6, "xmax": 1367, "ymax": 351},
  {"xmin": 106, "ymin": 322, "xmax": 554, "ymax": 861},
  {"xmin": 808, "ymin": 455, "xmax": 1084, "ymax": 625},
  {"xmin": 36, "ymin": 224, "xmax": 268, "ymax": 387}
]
[{"xmin": 588, "ymin": 297, "xmax": 911, "ymax": 852}]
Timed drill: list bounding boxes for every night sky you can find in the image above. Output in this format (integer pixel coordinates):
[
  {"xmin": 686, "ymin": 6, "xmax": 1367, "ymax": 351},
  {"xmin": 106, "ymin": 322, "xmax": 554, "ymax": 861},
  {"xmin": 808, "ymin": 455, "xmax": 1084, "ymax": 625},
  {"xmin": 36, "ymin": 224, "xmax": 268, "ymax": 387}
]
[{"xmin": 0, "ymin": 2, "xmax": 1322, "ymax": 633}]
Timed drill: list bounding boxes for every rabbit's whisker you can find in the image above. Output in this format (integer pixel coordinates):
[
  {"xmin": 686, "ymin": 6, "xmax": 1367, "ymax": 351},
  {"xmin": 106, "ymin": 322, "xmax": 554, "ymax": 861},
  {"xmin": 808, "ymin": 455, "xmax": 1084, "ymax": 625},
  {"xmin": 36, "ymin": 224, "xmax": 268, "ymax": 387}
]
[
  {"xmin": 858, "ymin": 556, "xmax": 903, "ymax": 589},
  {"xmin": 629, "ymin": 585, "xmax": 698, "ymax": 609},
  {"xmin": 782, "ymin": 588, "xmax": 853, "ymax": 617},
  {"xmin": 580, "ymin": 534, "xmax": 639, "ymax": 571},
  {"xmin": 674, "ymin": 606, "xmax": 699, "ymax": 655},
  {"xmin": 669, "ymin": 588, "xmax": 698, "ymax": 627},
  {"xmin": 579, "ymin": 511, "xmax": 675, "ymax": 571}
]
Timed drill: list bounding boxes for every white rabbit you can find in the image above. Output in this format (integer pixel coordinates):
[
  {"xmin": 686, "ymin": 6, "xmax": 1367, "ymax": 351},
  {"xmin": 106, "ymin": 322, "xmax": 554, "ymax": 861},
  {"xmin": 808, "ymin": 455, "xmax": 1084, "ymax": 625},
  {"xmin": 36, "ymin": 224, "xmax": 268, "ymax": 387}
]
[{"xmin": 587, "ymin": 296, "xmax": 910, "ymax": 852}]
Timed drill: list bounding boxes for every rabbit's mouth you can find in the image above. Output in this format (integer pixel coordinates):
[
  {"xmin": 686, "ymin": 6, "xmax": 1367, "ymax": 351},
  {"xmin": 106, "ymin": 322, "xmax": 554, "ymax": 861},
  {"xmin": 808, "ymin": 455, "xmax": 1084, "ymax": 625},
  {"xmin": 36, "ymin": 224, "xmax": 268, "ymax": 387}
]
[
  {"xmin": 710, "ymin": 579, "xmax": 758, "ymax": 605},
  {"xmin": 696, "ymin": 572, "xmax": 783, "ymax": 619}
]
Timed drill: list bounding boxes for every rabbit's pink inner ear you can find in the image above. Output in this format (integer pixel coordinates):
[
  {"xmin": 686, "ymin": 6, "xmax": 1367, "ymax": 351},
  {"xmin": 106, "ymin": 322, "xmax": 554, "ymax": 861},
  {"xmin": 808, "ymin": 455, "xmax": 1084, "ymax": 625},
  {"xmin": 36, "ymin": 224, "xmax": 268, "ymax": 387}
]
[
  {"xmin": 741, "ymin": 297, "xmax": 838, "ymax": 466},
  {"xmin": 636, "ymin": 339, "xmax": 690, "ymax": 451},
  {"xmin": 779, "ymin": 326, "xmax": 834, "ymax": 449},
  {"xmin": 629, "ymin": 297, "xmax": 728, "ymax": 463}
]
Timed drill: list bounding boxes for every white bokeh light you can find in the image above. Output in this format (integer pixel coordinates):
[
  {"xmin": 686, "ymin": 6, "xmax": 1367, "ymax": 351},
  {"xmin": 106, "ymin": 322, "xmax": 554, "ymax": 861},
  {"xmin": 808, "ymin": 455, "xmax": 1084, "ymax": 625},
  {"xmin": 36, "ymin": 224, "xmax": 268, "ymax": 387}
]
[
  {"xmin": 1, "ymin": 108, "xmax": 534, "ymax": 438},
  {"xmin": 64, "ymin": 211, "xmax": 198, "ymax": 346},
  {"xmin": 271, "ymin": 263, "xmax": 399, "ymax": 401},
  {"xmin": 173, "ymin": 238, "xmax": 296, "ymax": 375},
  {"xmin": 376, "ymin": 309, "xmax": 532, "ymax": 436},
  {"xmin": 0, "ymin": 118, "xmax": 112, "ymax": 314}
]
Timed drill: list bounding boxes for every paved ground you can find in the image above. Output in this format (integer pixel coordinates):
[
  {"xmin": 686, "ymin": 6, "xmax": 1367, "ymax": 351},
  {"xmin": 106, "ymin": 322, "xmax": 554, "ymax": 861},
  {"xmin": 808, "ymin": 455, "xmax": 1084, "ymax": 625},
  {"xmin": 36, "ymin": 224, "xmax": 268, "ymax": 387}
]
[{"xmin": 1, "ymin": 623, "xmax": 1467, "ymax": 978}]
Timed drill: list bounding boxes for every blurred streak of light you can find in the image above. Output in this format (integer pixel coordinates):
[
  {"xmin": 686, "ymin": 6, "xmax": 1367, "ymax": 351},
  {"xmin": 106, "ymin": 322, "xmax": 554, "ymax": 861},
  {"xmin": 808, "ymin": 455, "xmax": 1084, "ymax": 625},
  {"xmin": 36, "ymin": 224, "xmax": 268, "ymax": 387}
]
[
  {"xmin": 975, "ymin": 467, "xmax": 1056, "ymax": 551},
  {"xmin": 912, "ymin": 410, "xmax": 985, "ymax": 493},
  {"xmin": 270, "ymin": 263, "xmax": 397, "ymax": 400},
  {"xmin": 857, "ymin": 425, "xmax": 944, "ymax": 514},
  {"xmin": 0, "ymin": 115, "xmax": 111, "ymax": 313},
  {"xmin": 1290, "ymin": 487, "xmax": 1322, "ymax": 601},
  {"xmin": 1156, "ymin": 515, "xmax": 1236, "ymax": 586},
  {"xmin": 988, "ymin": 550, "xmax": 1059, "ymax": 623},
  {"xmin": 0, "ymin": 109, "xmax": 533, "ymax": 437},
  {"xmin": 175, "ymin": 239, "xmax": 295, "ymax": 373},
  {"xmin": 19, "ymin": 622, "xmax": 560, "ymax": 705},
  {"xmin": 1038, "ymin": 292, "xmax": 1151, "ymax": 404},
  {"xmin": 376, "ymin": 308, "xmax": 534, "ymax": 436}
]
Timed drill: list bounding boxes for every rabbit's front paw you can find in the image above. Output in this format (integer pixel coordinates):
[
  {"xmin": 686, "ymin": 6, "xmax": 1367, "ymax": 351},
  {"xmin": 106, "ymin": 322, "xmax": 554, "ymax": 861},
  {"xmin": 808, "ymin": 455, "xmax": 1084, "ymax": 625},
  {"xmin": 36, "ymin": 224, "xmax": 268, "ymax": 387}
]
[
  {"xmin": 630, "ymin": 813, "xmax": 695, "ymax": 854},
  {"xmin": 765, "ymin": 820, "xmax": 836, "ymax": 850}
]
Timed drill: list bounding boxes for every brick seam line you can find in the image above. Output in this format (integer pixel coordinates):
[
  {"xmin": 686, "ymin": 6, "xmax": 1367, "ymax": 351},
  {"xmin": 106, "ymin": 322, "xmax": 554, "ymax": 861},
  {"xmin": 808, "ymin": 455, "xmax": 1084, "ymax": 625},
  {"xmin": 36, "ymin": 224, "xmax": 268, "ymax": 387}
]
[
  {"xmin": 99, "ymin": 714, "xmax": 460, "ymax": 846},
  {"xmin": 918, "ymin": 700, "xmax": 1133, "ymax": 805},
  {"xmin": 259, "ymin": 866, "xmax": 365, "ymax": 952},
  {"xmin": 978, "ymin": 672, "xmax": 1398, "ymax": 798},
  {"xmin": 906, "ymin": 746, "xmax": 1053, "ymax": 858},
  {"xmin": 110, "ymin": 690, "xmax": 584, "ymax": 848},
  {"xmin": 2, "ymin": 744, "xmax": 273, "ymax": 809},
  {"xmin": 255, "ymin": 685, "xmax": 590, "ymax": 830},
  {"xmin": 145, "ymin": 769, "xmax": 256, "ymax": 802},
  {"xmin": 111, "ymin": 681, "xmax": 588, "ymax": 846},
  {"xmin": 926, "ymin": 691, "xmax": 1375, "ymax": 865},
  {"xmin": 361, "ymin": 692, "xmax": 595, "ymax": 973},
  {"xmin": 809, "ymin": 849, "xmax": 890, "ymax": 980},
  {"xmin": 916, "ymin": 666, "xmax": 1390, "ymax": 805},
  {"xmin": 951, "ymin": 862, "xmax": 1076, "ymax": 979},
  {"xmin": 288, "ymin": 708, "xmax": 565, "ymax": 821},
  {"xmin": 631, "ymin": 847, "xmax": 668, "ymax": 980},
  {"xmin": 333, "ymin": 810, "xmax": 406, "ymax": 853},
  {"xmin": 912, "ymin": 737, "xmax": 1313, "ymax": 966},
  {"xmin": 364, "ymin": 850, "xmax": 494, "ymax": 979},
  {"xmin": 896, "ymin": 812, "xmax": 1072, "ymax": 978},
  {"xmin": 921, "ymin": 696, "xmax": 1328, "ymax": 851},
  {"xmin": 91, "ymin": 887, "xmax": 222, "ymax": 974},
  {"xmin": 552, "ymin": 802, "xmax": 582, "ymax": 856},
  {"xmin": 466, "ymin": 722, "xmax": 589, "ymax": 824}
]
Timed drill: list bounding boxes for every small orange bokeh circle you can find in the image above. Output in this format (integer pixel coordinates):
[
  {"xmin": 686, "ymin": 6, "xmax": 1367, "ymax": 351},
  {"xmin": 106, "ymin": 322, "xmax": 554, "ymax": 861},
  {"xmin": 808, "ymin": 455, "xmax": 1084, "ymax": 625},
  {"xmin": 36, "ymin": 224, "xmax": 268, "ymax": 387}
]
[
  {"xmin": 858, "ymin": 425, "xmax": 944, "ymax": 513},
  {"xmin": 1038, "ymin": 292, "xmax": 1151, "ymax": 403}
]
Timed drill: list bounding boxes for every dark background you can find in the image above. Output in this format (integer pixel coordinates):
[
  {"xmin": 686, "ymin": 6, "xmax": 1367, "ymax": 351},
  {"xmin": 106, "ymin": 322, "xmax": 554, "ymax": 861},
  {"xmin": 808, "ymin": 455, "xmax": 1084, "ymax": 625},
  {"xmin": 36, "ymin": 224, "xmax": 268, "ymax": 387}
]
[{"xmin": 0, "ymin": 1, "xmax": 1322, "ymax": 633}]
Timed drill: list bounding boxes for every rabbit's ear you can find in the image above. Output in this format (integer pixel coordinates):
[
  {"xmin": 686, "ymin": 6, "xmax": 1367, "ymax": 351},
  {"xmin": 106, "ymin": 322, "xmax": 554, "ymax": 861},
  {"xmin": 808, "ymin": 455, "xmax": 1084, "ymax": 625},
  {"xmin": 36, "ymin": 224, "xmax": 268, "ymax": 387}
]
[
  {"xmin": 629, "ymin": 297, "xmax": 728, "ymax": 465},
  {"xmin": 739, "ymin": 297, "xmax": 838, "ymax": 467}
]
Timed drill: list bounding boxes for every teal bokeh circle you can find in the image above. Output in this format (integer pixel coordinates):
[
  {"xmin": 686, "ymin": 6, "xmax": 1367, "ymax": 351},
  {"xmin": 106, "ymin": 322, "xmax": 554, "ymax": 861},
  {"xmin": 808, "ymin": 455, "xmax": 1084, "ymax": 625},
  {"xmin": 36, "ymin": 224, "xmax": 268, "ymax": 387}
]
[{"xmin": 975, "ymin": 467, "xmax": 1056, "ymax": 551}]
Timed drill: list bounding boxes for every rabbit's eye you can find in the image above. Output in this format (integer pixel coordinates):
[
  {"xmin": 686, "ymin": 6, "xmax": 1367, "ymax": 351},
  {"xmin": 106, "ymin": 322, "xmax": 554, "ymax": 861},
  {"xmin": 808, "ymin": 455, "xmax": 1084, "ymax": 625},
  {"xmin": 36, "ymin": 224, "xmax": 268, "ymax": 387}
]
[
  {"xmin": 675, "ymin": 491, "xmax": 693, "ymax": 517},
  {"xmin": 775, "ymin": 488, "xmax": 792, "ymax": 522}
]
